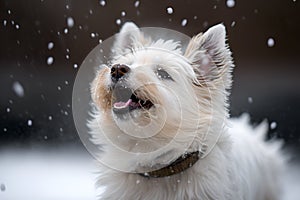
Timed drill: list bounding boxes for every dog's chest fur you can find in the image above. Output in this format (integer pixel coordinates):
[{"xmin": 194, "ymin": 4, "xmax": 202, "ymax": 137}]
[{"xmin": 94, "ymin": 117, "xmax": 283, "ymax": 200}]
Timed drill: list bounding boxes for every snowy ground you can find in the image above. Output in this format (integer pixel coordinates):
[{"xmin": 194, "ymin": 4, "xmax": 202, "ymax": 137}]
[
  {"xmin": 282, "ymin": 160, "xmax": 300, "ymax": 200},
  {"xmin": 0, "ymin": 149, "xmax": 98, "ymax": 200},
  {"xmin": 0, "ymin": 149, "xmax": 299, "ymax": 200}
]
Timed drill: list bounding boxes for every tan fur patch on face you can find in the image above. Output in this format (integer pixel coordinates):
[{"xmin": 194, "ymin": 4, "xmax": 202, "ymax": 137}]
[{"xmin": 91, "ymin": 67, "xmax": 112, "ymax": 111}]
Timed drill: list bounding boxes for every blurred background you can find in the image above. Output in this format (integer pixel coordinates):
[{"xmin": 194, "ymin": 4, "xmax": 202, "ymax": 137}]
[{"xmin": 0, "ymin": 0, "xmax": 299, "ymax": 199}]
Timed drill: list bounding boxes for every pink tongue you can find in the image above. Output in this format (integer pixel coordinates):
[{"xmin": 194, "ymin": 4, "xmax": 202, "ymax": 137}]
[{"xmin": 113, "ymin": 99, "xmax": 132, "ymax": 109}]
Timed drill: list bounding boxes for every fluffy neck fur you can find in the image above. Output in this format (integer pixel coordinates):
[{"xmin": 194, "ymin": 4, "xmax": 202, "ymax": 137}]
[{"xmin": 94, "ymin": 133, "xmax": 233, "ymax": 200}]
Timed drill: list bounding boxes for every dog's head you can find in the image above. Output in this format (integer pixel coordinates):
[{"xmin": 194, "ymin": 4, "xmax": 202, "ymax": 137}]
[{"xmin": 90, "ymin": 22, "xmax": 233, "ymax": 170}]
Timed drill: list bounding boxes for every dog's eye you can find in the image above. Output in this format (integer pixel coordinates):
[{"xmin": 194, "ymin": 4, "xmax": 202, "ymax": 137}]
[{"xmin": 156, "ymin": 68, "xmax": 173, "ymax": 81}]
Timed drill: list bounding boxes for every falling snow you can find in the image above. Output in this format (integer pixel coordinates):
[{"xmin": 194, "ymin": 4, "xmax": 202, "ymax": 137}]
[
  {"xmin": 27, "ymin": 119, "xmax": 33, "ymax": 126},
  {"xmin": 116, "ymin": 19, "xmax": 121, "ymax": 25},
  {"xmin": 67, "ymin": 17, "xmax": 75, "ymax": 28},
  {"xmin": 231, "ymin": 21, "xmax": 236, "ymax": 27},
  {"xmin": 181, "ymin": 19, "xmax": 188, "ymax": 27},
  {"xmin": 99, "ymin": 0, "xmax": 106, "ymax": 6},
  {"xmin": 48, "ymin": 115, "xmax": 53, "ymax": 120},
  {"xmin": 12, "ymin": 81, "xmax": 24, "ymax": 97},
  {"xmin": 267, "ymin": 38, "xmax": 275, "ymax": 47},
  {"xmin": 166, "ymin": 7, "xmax": 174, "ymax": 14},
  {"xmin": 6, "ymin": 107, "xmax": 10, "ymax": 113},
  {"xmin": 73, "ymin": 64, "xmax": 78, "ymax": 69},
  {"xmin": 248, "ymin": 97, "xmax": 253, "ymax": 104},
  {"xmin": 226, "ymin": 0, "xmax": 235, "ymax": 8},
  {"xmin": 134, "ymin": 1, "xmax": 140, "ymax": 8},
  {"xmin": 47, "ymin": 42, "xmax": 54, "ymax": 50},
  {"xmin": 270, "ymin": 122, "xmax": 277, "ymax": 130},
  {"xmin": 90, "ymin": 33, "xmax": 96, "ymax": 38},
  {"xmin": 47, "ymin": 56, "xmax": 54, "ymax": 65},
  {"xmin": 3, "ymin": 20, "xmax": 7, "ymax": 26},
  {"xmin": 64, "ymin": 28, "xmax": 68, "ymax": 34},
  {"xmin": 121, "ymin": 11, "xmax": 126, "ymax": 17},
  {"xmin": 15, "ymin": 24, "xmax": 20, "ymax": 29}
]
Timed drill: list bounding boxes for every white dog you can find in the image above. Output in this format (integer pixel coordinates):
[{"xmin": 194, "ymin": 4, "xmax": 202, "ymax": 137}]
[{"xmin": 89, "ymin": 22, "xmax": 284, "ymax": 200}]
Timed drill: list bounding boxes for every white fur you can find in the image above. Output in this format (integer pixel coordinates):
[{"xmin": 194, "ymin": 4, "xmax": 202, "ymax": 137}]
[{"xmin": 89, "ymin": 22, "xmax": 284, "ymax": 200}]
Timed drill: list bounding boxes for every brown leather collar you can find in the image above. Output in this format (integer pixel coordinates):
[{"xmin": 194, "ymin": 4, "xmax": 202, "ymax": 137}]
[{"xmin": 139, "ymin": 151, "xmax": 200, "ymax": 178}]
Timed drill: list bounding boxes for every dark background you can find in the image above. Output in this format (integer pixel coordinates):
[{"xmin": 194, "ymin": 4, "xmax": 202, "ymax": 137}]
[{"xmin": 0, "ymin": 0, "xmax": 299, "ymax": 156}]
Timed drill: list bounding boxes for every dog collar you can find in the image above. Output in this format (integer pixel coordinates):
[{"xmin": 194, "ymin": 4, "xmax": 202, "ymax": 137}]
[{"xmin": 139, "ymin": 151, "xmax": 200, "ymax": 178}]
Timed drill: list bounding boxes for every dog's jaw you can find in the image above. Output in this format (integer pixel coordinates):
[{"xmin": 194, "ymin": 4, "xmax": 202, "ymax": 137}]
[{"xmin": 111, "ymin": 84, "xmax": 155, "ymax": 119}]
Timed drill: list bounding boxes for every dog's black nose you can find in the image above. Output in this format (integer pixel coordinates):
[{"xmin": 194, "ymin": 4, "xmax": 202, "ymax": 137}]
[{"xmin": 111, "ymin": 64, "xmax": 130, "ymax": 82}]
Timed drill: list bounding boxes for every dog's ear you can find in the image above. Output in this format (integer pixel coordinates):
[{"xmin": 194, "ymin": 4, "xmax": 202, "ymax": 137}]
[
  {"xmin": 112, "ymin": 22, "xmax": 148, "ymax": 57},
  {"xmin": 184, "ymin": 24, "xmax": 233, "ymax": 89}
]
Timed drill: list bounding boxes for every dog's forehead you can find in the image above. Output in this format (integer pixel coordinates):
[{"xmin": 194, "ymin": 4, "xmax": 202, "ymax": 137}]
[
  {"xmin": 131, "ymin": 50, "xmax": 168, "ymax": 68},
  {"xmin": 114, "ymin": 48, "xmax": 188, "ymax": 70}
]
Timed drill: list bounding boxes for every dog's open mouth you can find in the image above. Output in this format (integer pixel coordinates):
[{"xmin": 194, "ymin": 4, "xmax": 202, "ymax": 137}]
[{"xmin": 112, "ymin": 85, "xmax": 154, "ymax": 115}]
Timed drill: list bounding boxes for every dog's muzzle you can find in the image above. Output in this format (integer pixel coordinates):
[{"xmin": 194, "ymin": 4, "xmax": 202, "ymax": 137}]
[{"xmin": 110, "ymin": 64, "xmax": 154, "ymax": 116}]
